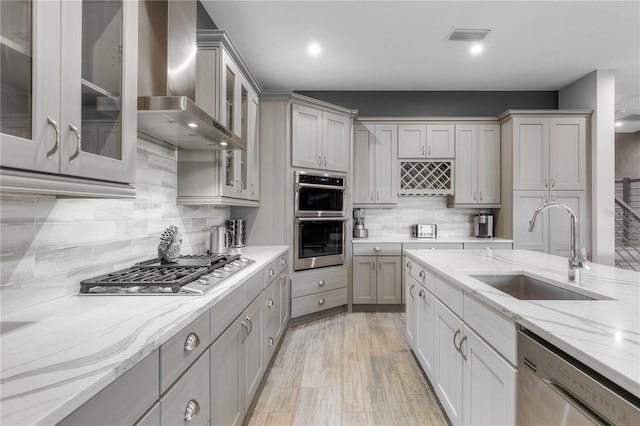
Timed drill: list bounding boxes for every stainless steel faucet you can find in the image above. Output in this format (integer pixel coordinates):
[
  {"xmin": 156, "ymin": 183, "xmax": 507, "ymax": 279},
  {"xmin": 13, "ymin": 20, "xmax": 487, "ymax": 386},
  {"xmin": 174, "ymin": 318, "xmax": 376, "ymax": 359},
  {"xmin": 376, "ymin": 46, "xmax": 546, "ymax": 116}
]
[{"xmin": 528, "ymin": 201, "xmax": 588, "ymax": 283}]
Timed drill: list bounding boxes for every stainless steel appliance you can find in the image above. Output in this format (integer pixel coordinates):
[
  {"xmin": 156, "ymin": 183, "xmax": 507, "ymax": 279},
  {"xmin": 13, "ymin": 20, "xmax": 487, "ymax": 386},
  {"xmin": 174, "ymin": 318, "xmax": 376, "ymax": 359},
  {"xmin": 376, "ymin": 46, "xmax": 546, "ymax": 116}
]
[
  {"xmin": 412, "ymin": 224, "xmax": 437, "ymax": 239},
  {"xmin": 517, "ymin": 328, "xmax": 639, "ymax": 426},
  {"xmin": 474, "ymin": 212, "xmax": 494, "ymax": 238},
  {"xmin": 294, "ymin": 218, "xmax": 346, "ymax": 271},
  {"xmin": 79, "ymin": 254, "xmax": 255, "ymax": 295},
  {"xmin": 210, "ymin": 225, "xmax": 231, "ymax": 254},
  {"xmin": 294, "ymin": 171, "xmax": 346, "ymax": 217},
  {"xmin": 227, "ymin": 219, "xmax": 247, "ymax": 248},
  {"xmin": 353, "ymin": 208, "xmax": 368, "ymax": 239}
]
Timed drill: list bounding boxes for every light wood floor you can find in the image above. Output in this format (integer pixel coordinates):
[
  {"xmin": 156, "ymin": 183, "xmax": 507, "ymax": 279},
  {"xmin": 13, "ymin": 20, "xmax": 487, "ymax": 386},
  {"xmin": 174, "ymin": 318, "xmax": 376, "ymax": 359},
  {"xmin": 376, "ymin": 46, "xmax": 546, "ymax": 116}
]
[{"xmin": 247, "ymin": 312, "xmax": 449, "ymax": 426}]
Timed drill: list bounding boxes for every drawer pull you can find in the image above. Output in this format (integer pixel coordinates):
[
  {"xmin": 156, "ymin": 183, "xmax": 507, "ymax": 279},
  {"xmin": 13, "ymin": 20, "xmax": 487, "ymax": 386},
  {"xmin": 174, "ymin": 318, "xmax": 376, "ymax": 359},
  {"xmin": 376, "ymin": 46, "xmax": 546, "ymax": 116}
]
[
  {"xmin": 281, "ymin": 258, "xmax": 287, "ymax": 265},
  {"xmin": 373, "ymin": 247, "xmax": 381, "ymax": 252},
  {"xmin": 406, "ymin": 261, "xmax": 411, "ymax": 269},
  {"xmin": 409, "ymin": 284, "xmax": 415, "ymax": 299},
  {"xmin": 267, "ymin": 298, "xmax": 274, "ymax": 307},
  {"xmin": 418, "ymin": 289, "xmax": 425, "ymax": 298},
  {"xmin": 184, "ymin": 333, "xmax": 200, "ymax": 352},
  {"xmin": 318, "ymin": 298, "xmax": 325, "ymax": 305},
  {"xmin": 269, "ymin": 268, "xmax": 275, "ymax": 277},
  {"xmin": 184, "ymin": 399, "xmax": 200, "ymax": 421},
  {"xmin": 419, "ymin": 271, "xmax": 425, "ymax": 279},
  {"xmin": 268, "ymin": 337, "xmax": 274, "ymax": 347},
  {"xmin": 318, "ymin": 279, "xmax": 325, "ymax": 287}
]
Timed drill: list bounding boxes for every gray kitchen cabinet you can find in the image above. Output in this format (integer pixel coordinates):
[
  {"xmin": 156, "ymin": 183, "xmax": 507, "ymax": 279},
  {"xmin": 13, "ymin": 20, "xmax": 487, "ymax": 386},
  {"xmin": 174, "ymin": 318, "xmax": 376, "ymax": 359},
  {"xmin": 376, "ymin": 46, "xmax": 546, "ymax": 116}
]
[
  {"xmin": 291, "ymin": 102, "xmax": 351, "ymax": 173},
  {"xmin": 353, "ymin": 255, "xmax": 402, "ymax": 304},
  {"xmin": 1, "ymin": 0, "xmax": 137, "ymax": 197},
  {"xmin": 451, "ymin": 124, "xmax": 500, "ymax": 207},
  {"xmin": 210, "ymin": 315, "xmax": 244, "ymax": 426},
  {"xmin": 160, "ymin": 352, "xmax": 210, "ymax": 426},
  {"xmin": 178, "ymin": 30, "xmax": 260, "ymax": 206},
  {"xmin": 397, "ymin": 124, "xmax": 454, "ymax": 159},
  {"xmin": 415, "ymin": 277, "xmax": 437, "ymax": 381},
  {"xmin": 135, "ymin": 403, "xmax": 160, "ymax": 426},
  {"xmin": 290, "ymin": 266, "xmax": 347, "ymax": 318},
  {"xmin": 58, "ymin": 350, "xmax": 159, "ymax": 426},
  {"xmin": 243, "ymin": 292, "xmax": 265, "ymax": 409},
  {"xmin": 405, "ymin": 271, "xmax": 417, "ymax": 349},
  {"xmin": 497, "ymin": 110, "xmax": 591, "ymax": 256},
  {"xmin": 353, "ymin": 122, "xmax": 398, "ymax": 205}
]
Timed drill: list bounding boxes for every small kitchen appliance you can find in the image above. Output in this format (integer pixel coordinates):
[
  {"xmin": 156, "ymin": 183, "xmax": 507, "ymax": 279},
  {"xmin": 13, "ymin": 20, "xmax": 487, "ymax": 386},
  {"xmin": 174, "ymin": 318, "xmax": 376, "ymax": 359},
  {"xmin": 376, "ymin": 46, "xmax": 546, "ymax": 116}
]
[
  {"xmin": 227, "ymin": 219, "xmax": 247, "ymax": 248},
  {"xmin": 474, "ymin": 212, "xmax": 494, "ymax": 238},
  {"xmin": 413, "ymin": 224, "xmax": 437, "ymax": 239},
  {"xmin": 353, "ymin": 208, "xmax": 368, "ymax": 239},
  {"xmin": 210, "ymin": 225, "xmax": 231, "ymax": 254}
]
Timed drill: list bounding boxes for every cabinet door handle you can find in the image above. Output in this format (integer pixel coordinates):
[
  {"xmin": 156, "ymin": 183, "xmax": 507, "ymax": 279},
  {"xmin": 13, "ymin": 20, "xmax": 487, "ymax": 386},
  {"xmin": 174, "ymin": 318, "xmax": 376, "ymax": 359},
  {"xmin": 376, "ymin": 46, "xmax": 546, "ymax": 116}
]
[
  {"xmin": 318, "ymin": 298, "xmax": 325, "ymax": 305},
  {"xmin": 409, "ymin": 284, "xmax": 415, "ymax": 299},
  {"xmin": 183, "ymin": 332, "xmax": 200, "ymax": 352},
  {"xmin": 318, "ymin": 279, "xmax": 325, "ymax": 287},
  {"xmin": 479, "ymin": 191, "xmax": 483, "ymax": 201},
  {"xmin": 324, "ymin": 156, "xmax": 327, "ymax": 167},
  {"xmin": 371, "ymin": 260, "xmax": 375, "ymax": 270},
  {"xmin": 428, "ymin": 146, "xmax": 431, "ymax": 156},
  {"xmin": 376, "ymin": 191, "xmax": 380, "ymax": 201},
  {"xmin": 46, "ymin": 116, "xmax": 60, "ymax": 159},
  {"xmin": 245, "ymin": 316, "xmax": 253, "ymax": 336},
  {"xmin": 406, "ymin": 261, "xmax": 412, "ymax": 269},
  {"xmin": 370, "ymin": 191, "xmax": 374, "ymax": 201},
  {"xmin": 418, "ymin": 270, "xmax": 425, "ymax": 279},
  {"xmin": 418, "ymin": 289, "xmax": 425, "ymax": 298},
  {"xmin": 184, "ymin": 399, "xmax": 200, "ymax": 421},
  {"xmin": 453, "ymin": 329, "xmax": 461, "ymax": 353},
  {"xmin": 473, "ymin": 191, "xmax": 476, "ymax": 201},
  {"xmin": 544, "ymin": 177, "xmax": 549, "ymax": 188},
  {"xmin": 459, "ymin": 335, "xmax": 468, "ymax": 360},
  {"xmin": 241, "ymin": 321, "xmax": 249, "ymax": 343},
  {"xmin": 544, "ymin": 193, "xmax": 548, "ymax": 203},
  {"xmin": 421, "ymin": 145, "xmax": 425, "ymax": 156},
  {"xmin": 68, "ymin": 123, "xmax": 81, "ymax": 163},
  {"xmin": 318, "ymin": 155, "xmax": 322, "ymax": 166},
  {"xmin": 378, "ymin": 259, "xmax": 382, "ymax": 270},
  {"xmin": 551, "ymin": 177, "xmax": 555, "ymax": 188}
]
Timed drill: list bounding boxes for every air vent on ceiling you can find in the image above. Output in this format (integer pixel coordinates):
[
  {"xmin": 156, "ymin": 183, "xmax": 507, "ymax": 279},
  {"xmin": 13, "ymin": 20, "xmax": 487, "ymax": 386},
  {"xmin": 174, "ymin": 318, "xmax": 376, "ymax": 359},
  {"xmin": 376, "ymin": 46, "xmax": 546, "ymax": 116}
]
[{"xmin": 448, "ymin": 28, "xmax": 491, "ymax": 42}]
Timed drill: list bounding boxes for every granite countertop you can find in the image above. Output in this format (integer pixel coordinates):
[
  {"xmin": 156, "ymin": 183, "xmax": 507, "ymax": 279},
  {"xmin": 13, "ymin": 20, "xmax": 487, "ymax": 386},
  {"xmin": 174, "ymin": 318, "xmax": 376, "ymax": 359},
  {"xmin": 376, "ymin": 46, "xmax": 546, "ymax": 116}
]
[
  {"xmin": 352, "ymin": 236, "xmax": 514, "ymax": 244},
  {"xmin": 0, "ymin": 245, "xmax": 288, "ymax": 426},
  {"xmin": 403, "ymin": 248, "xmax": 640, "ymax": 398}
]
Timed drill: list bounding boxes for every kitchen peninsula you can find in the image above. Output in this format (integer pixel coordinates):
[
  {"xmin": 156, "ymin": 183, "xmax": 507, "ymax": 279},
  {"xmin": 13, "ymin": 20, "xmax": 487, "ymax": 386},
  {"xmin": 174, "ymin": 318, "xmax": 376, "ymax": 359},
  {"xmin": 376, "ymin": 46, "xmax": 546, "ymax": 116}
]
[{"xmin": 403, "ymin": 248, "xmax": 639, "ymax": 425}]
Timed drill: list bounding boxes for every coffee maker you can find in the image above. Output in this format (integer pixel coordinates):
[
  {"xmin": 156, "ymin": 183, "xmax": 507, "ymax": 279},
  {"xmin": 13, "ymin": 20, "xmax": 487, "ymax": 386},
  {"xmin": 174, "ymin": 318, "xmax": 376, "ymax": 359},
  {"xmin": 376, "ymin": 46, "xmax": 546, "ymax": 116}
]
[
  {"xmin": 353, "ymin": 208, "xmax": 368, "ymax": 238},
  {"xmin": 474, "ymin": 212, "xmax": 494, "ymax": 238}
]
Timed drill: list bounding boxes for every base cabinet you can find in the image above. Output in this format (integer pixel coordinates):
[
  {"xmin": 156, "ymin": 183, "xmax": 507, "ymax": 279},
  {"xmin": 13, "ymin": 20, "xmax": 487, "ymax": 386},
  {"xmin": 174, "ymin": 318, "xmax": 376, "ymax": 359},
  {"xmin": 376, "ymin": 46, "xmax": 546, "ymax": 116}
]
[
  {"xmin": 405, "ymin": 275, "xmax": 417, "ymax": 349},
  {"xmin": 210, "ymin": 315, "xmax": 244, "ymax": 426},
  {"xmin": 291, "ymin": 266, "xmax": 347, "ymax": 318},
  {"xmin": 353, "ymin": 255, "xmax": 402, "ymax": 304},
  {"xmin": 415, "ymin": 279, "xmax": 437, "ymax": 380}
]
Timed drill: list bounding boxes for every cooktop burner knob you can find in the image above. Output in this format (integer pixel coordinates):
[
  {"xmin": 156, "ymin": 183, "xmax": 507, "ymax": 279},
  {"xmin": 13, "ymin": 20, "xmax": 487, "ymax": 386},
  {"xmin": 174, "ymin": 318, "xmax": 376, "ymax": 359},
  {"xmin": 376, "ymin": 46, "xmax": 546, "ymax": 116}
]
[
  {"xmin": 222, "ymin": 266, "xmax": 232, "ymax": 273},
  {"xmin": 240, "ymin": 257, "xmax": 250, "ymax": 263},
  {"xmin": 212, "ymin": 271, "xmax": 223, "ymax": 278}
]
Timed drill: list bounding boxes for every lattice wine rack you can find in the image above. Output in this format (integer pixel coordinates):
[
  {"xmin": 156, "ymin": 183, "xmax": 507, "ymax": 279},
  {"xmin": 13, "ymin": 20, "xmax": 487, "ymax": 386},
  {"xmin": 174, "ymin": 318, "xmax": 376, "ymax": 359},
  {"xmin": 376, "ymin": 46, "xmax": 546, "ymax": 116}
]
[{"xmin": 399, "ymin": 160, "xmax": 454, "ymax": 195}]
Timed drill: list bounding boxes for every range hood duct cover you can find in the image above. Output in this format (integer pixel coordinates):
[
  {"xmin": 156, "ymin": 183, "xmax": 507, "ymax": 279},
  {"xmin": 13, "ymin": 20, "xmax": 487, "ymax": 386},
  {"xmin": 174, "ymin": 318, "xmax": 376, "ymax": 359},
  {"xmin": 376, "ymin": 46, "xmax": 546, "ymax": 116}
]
[{"xmin": 137, "ymin": 0, "xmax": 244, "ymax": 151}]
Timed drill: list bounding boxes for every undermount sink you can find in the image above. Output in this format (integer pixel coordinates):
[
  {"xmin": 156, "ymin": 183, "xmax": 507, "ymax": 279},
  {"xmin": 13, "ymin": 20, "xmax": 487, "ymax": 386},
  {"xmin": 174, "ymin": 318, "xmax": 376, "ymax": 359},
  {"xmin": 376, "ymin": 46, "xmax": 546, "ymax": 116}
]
[
  {"xmin": 0, "ymin": 321, "xmax": 34, "ymax": 335},
  {"xmin": 470, "ymin": 274, "xmax": 605, "ymax": 301}
]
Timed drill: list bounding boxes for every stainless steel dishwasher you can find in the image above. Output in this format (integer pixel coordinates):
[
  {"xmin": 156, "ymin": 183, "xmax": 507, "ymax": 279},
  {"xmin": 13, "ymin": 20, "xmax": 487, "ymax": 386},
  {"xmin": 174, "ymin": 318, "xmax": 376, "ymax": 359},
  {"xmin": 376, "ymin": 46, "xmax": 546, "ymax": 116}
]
[{"xmin": 517, "ymin": 328, "xmax": 639, "ymax": 426}]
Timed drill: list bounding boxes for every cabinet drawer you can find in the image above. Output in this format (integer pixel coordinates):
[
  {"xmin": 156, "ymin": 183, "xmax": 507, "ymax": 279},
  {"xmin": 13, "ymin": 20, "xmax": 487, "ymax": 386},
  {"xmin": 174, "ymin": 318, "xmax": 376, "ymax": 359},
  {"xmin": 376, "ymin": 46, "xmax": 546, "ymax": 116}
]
[
  {"xmin": 435, "ymin": 274, "xmax": 463, "ymax": 317},
  {"xmin": 262, "ymin": 279, "xmax": 278, "ymax": 331},
  {"xmin": 353, "ymin": 243, "xmax": 402, "ymax": 256},
  {"xmin": 264, "ymin": 251, "xmax": 289, "ymax": 287},
  {"xmin": 403, "ymin": 242, "xmax": 464, "ymax": 251},
  {"xmin": 160, "ymin": 312, "xmax": 209, "ymax": 394},
  {"xmin": 135, "ymin": 403, "xmax": 160, "ymax": 426},
  {"xmin": 405, "ymin": 260, "xmax": 435, "ymax": 293},
  {"xmin": 291, "ymin": 267, "xmax": 347, "ymax": 298},
  {"xmin": 463, "ymin": 241, "xmax": 513, "ymax": 250},
  {"xmin": 244, "ymin": 271, "xmax": 265, "ymax": 306},
  {"xmin": 464, "ymin": 294, "xmax": 517, "ymax": 365},
  {"xmin": 59, "ymin": 351, "xmax": 159, "ymax": 426},
  {"xmin": 263, "ymin": 319, "xmax": 278, "ymax": 363},
  {"xmin": 160, "ymin": 352, "xmax": 210, "ymax": 426},
  {"xmin": 291, "ymin": 287, "xmax": 347, "ymax": 318},
  {"xmin": 211, "ymin": 284, "xmax": 245, "ymax": 343}
]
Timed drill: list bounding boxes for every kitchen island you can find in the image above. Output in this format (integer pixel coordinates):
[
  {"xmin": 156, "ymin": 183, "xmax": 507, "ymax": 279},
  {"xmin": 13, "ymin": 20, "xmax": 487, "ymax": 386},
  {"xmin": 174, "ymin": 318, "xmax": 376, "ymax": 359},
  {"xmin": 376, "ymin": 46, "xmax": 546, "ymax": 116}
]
[
  {"xmin": 404, "ymin": 248, "xmax": 640, "ymax": 399},
  {"xmin": 0, "ymin": 246, "xmax": 288, "ymax": 426}
]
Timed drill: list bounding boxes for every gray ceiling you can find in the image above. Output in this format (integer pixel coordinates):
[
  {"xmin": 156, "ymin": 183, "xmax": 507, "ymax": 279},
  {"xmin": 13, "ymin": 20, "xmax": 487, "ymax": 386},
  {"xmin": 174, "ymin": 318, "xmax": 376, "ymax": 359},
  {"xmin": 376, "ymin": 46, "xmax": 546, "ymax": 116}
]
[{"xmin": 201, "ymin": 1, "xmax": 640, "ymax": 132}]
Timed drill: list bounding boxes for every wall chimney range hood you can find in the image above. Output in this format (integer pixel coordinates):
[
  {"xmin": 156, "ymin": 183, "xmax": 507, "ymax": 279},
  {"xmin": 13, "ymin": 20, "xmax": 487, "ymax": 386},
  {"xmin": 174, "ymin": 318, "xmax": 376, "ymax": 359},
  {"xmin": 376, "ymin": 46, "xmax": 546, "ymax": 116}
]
[{"xmin": 137, "ymin": 0, "xmax": 245, "ymax": 151}]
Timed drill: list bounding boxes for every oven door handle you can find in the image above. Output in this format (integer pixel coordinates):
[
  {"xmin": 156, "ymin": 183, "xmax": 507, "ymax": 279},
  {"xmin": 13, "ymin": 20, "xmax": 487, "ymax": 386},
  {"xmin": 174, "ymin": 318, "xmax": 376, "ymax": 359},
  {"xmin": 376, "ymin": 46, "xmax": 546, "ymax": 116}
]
[
  {"xmin": 295, "ymin": 183, "xmax": 348, "ymax": 191},
  {"xmin": 295, "ymin": 217, "xmax": 348, "ymax": 223}
]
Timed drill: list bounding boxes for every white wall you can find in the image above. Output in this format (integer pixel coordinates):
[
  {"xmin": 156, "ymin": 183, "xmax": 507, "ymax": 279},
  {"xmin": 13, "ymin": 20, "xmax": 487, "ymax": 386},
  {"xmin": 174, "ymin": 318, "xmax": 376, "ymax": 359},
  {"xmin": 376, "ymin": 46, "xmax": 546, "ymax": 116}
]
[
  {"xmin": 0, "ymin": 139, "xmax": 229, "ymax": 314},
  {"xmin": 363, "ymin": 197, "xmax": 484, "ymax": 239},
  {"xmin": 559, "ymin": 70, "xmax": 616, "ymax": 265}
]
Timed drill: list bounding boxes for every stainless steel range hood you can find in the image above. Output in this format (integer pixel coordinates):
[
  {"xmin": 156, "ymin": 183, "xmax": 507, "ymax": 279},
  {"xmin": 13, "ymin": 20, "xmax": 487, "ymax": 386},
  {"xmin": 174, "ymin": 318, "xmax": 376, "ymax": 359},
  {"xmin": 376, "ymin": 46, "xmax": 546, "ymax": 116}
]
[{"xmin": 137, "ymin": 0, "xmax": 244, "ymax": 151}]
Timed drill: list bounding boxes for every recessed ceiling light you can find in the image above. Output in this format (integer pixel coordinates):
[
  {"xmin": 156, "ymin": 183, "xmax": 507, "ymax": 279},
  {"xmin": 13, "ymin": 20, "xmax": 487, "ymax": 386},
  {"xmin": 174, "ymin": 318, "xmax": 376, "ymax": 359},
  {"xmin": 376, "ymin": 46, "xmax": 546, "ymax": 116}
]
[
  {"xmin": 308, "ymin": 42, "xmax": 322, "ymax": 56},
  {"xmin": 187, "ymin": 122, "xmax": 198, "ymax": 128},
  {"xmin": 615, "ymin": 121, "xmax": 623, "ymax": 127},
  {"xmin": 470, "ymin": 44, "xmax": 483, "ymax": 55}
]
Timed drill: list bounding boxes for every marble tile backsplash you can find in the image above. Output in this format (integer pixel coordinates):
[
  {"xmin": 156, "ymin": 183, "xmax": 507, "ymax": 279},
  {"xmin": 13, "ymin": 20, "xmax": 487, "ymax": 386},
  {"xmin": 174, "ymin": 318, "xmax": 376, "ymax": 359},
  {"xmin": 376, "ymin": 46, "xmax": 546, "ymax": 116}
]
[
  {"xmin": 0, "ymin": 139, "xmax": 229, "ymax": 314},
  {"xmin": 364, "ymin": 197, "xmax": 485, "ymax": 239}
]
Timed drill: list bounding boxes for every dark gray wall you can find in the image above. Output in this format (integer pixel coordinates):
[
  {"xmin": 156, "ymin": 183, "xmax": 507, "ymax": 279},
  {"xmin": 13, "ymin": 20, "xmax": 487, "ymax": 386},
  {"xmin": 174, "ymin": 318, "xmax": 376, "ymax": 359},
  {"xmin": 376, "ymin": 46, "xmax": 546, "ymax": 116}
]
[
  {"xmin": 197, "ymin": 1, "xmax": 217, "ymax": 30},
  {"xmin": 295, "ymin": 91, "xmax": 558, "ymax": 117}
]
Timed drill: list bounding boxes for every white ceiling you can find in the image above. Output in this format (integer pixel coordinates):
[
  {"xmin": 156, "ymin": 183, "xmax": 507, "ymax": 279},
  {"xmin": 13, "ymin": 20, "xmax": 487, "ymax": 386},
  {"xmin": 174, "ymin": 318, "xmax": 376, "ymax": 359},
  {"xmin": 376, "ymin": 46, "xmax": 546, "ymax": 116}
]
[{"xmin": 201, "ymin": 1, "xmax": 640, "ymax": 132}]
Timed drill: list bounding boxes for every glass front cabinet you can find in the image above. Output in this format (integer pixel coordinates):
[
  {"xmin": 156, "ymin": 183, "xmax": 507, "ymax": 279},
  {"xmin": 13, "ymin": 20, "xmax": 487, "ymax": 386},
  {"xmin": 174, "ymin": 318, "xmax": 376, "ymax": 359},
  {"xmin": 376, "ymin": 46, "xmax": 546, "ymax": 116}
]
[{"xmin": 0, "ymin": 0, "xmax": 137, "ymax": 197}]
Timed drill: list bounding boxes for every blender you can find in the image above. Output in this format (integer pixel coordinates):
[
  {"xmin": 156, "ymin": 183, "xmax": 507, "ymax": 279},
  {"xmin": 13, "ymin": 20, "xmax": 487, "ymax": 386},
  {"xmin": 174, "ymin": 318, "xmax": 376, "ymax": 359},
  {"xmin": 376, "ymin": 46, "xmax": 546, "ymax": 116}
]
[{"xmin": 353, "ymin": 208, "xmax": 368, "ymax": 238}]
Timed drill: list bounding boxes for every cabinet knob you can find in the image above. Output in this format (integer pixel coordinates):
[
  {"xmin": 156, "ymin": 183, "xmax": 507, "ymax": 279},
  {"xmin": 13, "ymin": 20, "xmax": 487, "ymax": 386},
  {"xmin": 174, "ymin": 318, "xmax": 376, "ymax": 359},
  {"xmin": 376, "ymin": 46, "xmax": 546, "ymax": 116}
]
[
  {"xmin": 269, "ymin": 268, "xmax": 275, "ymax": 277},
  {"xmin": 318, "ymin": 279, "xmax": 325, "ymax": 287},
  {"xmin": 267, "ymin": 298, "xmax": 274, "ymax": 307},
  {"xmin": 281, "ymin": 258, "xmax": 287, "ymax": 265},
  {"xmin": 419, "ymin": 289, "xmax": 425, "ymax": 298},
  {"xmin": 183, "ymin": 333, "xmax": 200, "ymax": 352},
  {"xmin": 268, "ymin": 337, "xmax": 274, "ymax": 347},
  {"xmin": 318, "ymin": 298, "xmax": 325, "ymax": 305},
  {"xmin": 184, "ymin": 399, "xmax": 200, "ymax": 421},
  {"xmin": 419, "ymin": 270, "xmax": 425, "ymax": 279},
  {"xmin": 373, "ymin": 247, "xmax": 381, "ymax": 252},
  {"xmin": 406, "ymin": 261, "xmax": 412, "ymax": 269}
]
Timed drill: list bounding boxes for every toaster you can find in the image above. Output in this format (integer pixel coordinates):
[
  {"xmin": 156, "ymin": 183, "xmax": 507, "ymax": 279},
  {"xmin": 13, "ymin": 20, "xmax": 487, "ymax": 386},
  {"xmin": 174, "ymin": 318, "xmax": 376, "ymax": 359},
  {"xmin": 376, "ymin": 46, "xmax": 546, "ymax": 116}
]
[{"xmin": 413, "ymin": 224, "xmax": 437, "ymax": 239}]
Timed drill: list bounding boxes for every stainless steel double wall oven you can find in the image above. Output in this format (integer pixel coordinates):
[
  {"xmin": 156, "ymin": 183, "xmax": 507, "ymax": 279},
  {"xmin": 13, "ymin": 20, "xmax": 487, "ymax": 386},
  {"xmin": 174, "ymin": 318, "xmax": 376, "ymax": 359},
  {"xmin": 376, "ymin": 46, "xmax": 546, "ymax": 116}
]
[{"xmin": 294, "ymin": 171, "xmax": 347, "ymax": 271}]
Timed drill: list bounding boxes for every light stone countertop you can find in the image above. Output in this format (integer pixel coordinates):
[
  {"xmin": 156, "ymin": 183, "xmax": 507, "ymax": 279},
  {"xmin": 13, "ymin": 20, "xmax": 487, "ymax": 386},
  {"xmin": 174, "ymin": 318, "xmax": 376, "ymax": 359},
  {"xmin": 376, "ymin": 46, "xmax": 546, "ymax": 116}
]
[
  {"xmin": 352, "ymin": 236, "xmax": 514, "ymax": 244},
  {"xmin": 0, "ymin": 245, "xmax": 288, "ymax": 426},
  {"xmin": 403, "ymin": 248, "xmax": 640, "ymax": 398}
]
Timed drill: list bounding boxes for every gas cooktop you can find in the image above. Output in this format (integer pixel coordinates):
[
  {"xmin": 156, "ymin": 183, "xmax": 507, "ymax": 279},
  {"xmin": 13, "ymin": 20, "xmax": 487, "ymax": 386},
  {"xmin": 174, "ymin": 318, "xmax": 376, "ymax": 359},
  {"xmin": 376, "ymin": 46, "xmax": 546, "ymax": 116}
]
[{"xmin": 79, "ymin": 254, "xmax": 255, "ymax": 295}]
